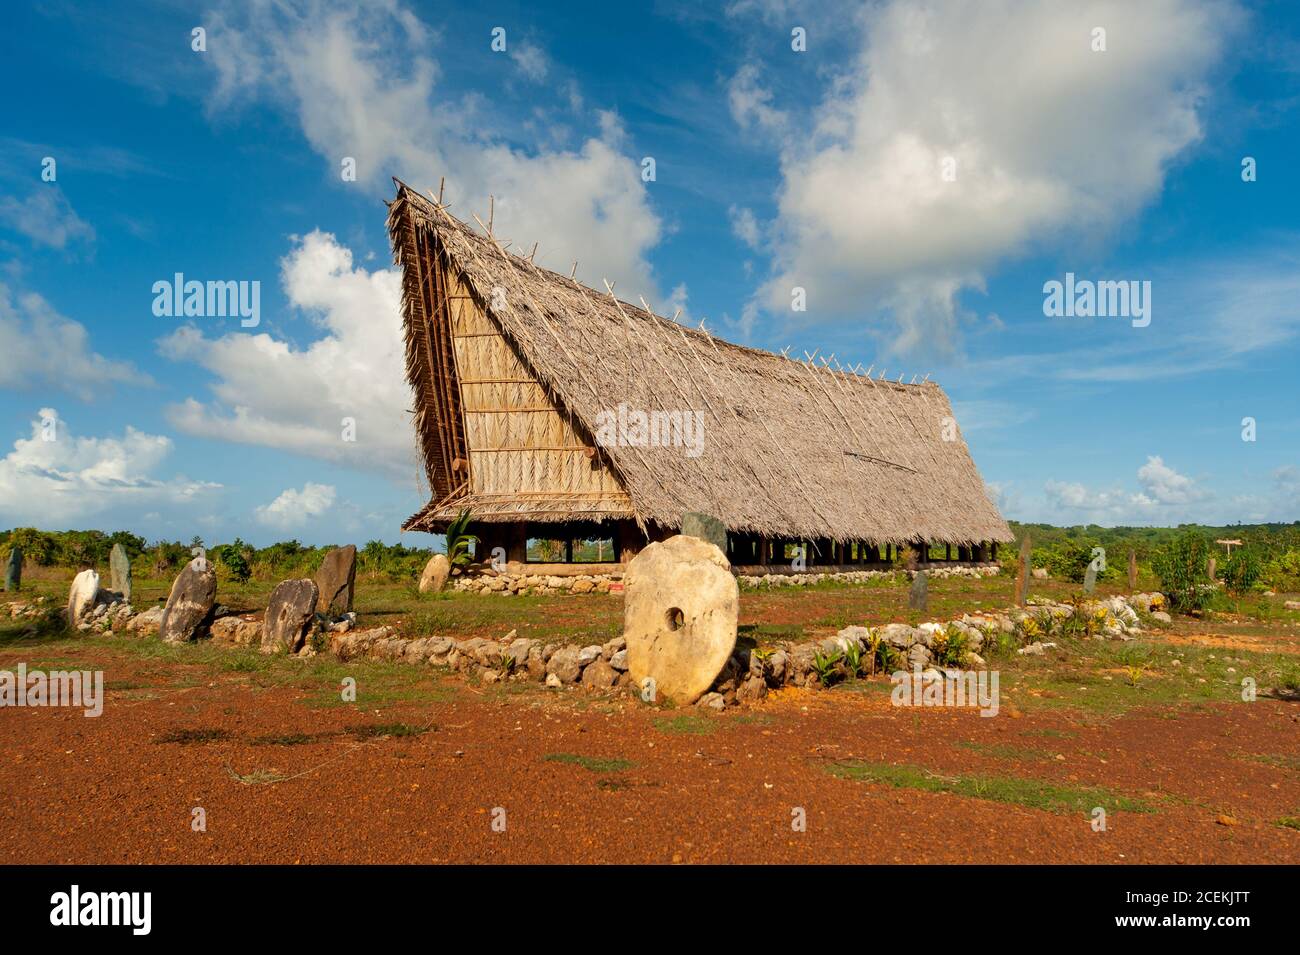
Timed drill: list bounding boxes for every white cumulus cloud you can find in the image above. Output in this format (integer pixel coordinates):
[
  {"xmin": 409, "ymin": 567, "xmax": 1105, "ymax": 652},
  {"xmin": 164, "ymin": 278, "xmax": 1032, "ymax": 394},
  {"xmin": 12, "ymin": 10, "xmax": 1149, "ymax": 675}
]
[
  {"xmin": 204, "ymin": 0, "xmax": 663, "ymax": 297},
  {"xmin": 0, "ymin": 186, "xmax": 95, "ymax": 250},
  {"xmin": 159, "ymin": 230, "xmax": 415, "ymax": 480},
  {"xmin": 1044, "ymin": 454, "xmax": 1209, "ymax": 521},
  {"xmin": 0, "ymin": 409, "xmax": 219, "ymax": 526},
  {"xmin": 255, "ymin": 482, "xmax": 337, "ymax": 530},
  {"xmin": 0, "ymin": 284, "xmax": 143, "ymax": 398},
  {"xmin": 1135, "ymin": 455, "xmax": 1208, "ymax": 506},
  {"xmin": 748, "ymin": 0, "xmax": 1238, "ymax": 356}
]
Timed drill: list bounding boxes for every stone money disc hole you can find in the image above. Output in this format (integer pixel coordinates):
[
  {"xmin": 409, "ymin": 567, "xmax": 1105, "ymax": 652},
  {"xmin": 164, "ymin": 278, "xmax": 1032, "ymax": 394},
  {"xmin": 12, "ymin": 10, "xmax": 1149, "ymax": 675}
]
[{"xmin": 665, "ymin": 607, "xmax": 684, "ymax": 632}]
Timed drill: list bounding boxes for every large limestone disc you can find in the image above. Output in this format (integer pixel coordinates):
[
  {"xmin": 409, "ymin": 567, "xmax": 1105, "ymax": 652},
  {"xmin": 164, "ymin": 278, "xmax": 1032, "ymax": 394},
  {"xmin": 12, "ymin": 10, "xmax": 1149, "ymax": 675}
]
[{"xmin": 624, "ymin": 535, "xmax": 738, "ymax": 705}]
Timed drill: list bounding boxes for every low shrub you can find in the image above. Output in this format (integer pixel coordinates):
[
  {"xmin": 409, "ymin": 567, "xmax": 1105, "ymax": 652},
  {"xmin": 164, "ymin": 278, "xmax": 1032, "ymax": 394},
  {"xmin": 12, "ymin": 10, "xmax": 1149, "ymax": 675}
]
[
  {"xmin": 1221, "ymin": 547, "xmax": 1262, "ymax": 596},
  {"xmin": 1151, "ymin": 531, "xmax": 1214, "ymax": 612}
]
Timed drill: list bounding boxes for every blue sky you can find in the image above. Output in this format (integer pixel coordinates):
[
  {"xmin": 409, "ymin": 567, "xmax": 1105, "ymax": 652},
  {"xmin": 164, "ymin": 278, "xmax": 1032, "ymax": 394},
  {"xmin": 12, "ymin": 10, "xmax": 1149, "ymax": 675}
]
[{"xmin": 1, "ymin": 0, "xmax": 1298, "ymax": 546}]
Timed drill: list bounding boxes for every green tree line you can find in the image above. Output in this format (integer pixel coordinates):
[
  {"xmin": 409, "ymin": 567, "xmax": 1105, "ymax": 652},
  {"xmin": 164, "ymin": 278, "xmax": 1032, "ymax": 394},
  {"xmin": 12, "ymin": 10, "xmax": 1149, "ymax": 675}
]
[{"xmin": 0, "ymin": 528, "xmax": 436, "ymax": 584}]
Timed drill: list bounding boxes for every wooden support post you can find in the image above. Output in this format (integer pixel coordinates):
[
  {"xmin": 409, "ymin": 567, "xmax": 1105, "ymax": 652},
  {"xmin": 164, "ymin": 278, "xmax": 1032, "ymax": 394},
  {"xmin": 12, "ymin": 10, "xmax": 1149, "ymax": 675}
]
[
  {"xmin": 507, "ymin": 523, "xmax": 527, "ymax": 564},
  {"xmin": 616, "ymin": 521, "xmax": 646, "ymax": 563},
  {"xmin": 1014, "ymin": 535, "xmax": 1032, "ymax": 606}
]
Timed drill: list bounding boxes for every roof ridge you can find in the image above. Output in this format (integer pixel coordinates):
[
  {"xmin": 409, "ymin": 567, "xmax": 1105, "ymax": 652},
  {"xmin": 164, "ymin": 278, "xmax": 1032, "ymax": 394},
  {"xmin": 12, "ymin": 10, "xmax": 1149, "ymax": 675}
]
[{"xmin": 392, "ymin": 179, "xmax": 935, "ymax": 390}]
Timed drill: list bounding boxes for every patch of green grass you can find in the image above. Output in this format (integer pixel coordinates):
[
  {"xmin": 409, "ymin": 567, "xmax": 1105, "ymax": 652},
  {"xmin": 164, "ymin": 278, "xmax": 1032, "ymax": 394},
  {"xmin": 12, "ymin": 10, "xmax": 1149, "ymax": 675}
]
[
  {"xmin": 249, "ymin": 732, "xmax": 317, "ymax": 746},
  {"xmin": 738, "ymin": 622, "xmax": 805, "ymax": 644},
  {"xmin": 346, "ymin": 722, "xmax": 431, "ymax": 739},
  {"xmin": 103, "ymin": 679, "xmax": 145, "ymax": 691},
  {"xmin": 653, "ymin": 714, "xmax": 718, "ymax": 736},
  {"xmin": 1238, "ymin": 753, "xmax": 1300, "ymax": 772},
  {"xmin": 543, "ymin": 752, "xmax": 636, "ymax": 773},
  {"xmin": 155, "ymin": 727, "xmax": 231, "ymax": 745},
  {"xmin": 996, "ymin": 637, "xmax": 1295, "ymax": 716},
  {"xmin": 955, "ymin": 740, "xmax": 1055, "ymax": 761},
  {"xmin": 1276, "ymin": 816, "xmax": 1300, "ymax": 831},
  {"xmin": 827, "ymin": 759, "xmax": 1155, "ymax": 815},
  {"xmin": 1020, "ymin": 728, "xmax": 1077, "ymax": 739},
  {"xmin": 0, "ymin": 613, "xmax": 71, "ymax": 647},
  {"xmin": 222, "ymin": 653, "xmax": 268, "ymax": 673}
]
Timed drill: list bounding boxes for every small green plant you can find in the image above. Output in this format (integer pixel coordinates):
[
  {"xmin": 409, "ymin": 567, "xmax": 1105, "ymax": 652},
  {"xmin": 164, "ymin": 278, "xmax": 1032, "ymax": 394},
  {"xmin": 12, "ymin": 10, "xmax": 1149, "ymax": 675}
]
[
  {"xmin": 811, "ymin": 648, "xmax": 844, "ymax": 687},
  {"xmin": 1015, "ymin": 615, "xmax": 1043, "ymax": 644},
  {"xmin": 842, "ymin": 640, "xmax": 865, "ymax": 678},
  {"xmin": 445, "ymin": 508, "xmax": 478, "ymax": 573},
  {"xmin": 496, "ymin": 652, "xmax": 517, "ymax": 676},
  {"xmin": 868, "ymin": 635, "xmax": 898, "ymax": 675},
  {"xmin": 308, "ymin": 626, "xmax": 329, "ymax": 654},
  {"xmin": 932, "ymin": 625, "xmax": 969, "ymax": 667}
]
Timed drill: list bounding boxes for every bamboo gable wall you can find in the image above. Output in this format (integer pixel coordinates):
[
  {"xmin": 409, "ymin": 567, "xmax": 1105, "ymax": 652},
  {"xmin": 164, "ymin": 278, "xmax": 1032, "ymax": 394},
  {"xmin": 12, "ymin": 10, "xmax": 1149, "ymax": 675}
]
[{"xmin": 442, "ymin": 262, "xmax": 630, "ymax": 507}]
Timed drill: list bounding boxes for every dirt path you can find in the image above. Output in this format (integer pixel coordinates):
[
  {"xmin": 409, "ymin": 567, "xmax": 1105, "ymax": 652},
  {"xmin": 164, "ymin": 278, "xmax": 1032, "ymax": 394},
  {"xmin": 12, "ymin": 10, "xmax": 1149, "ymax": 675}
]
[{"xmin": 2, "ymin": 642, "xmax": 1298, "ymax": 865}]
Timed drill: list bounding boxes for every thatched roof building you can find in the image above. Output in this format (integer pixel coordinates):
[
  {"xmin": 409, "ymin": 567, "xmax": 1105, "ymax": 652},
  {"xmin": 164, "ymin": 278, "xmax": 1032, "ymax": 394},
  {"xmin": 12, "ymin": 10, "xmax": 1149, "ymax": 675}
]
[{"xmin": 387, "ymin": 180, "xmax": 1011, "ymax": 567}]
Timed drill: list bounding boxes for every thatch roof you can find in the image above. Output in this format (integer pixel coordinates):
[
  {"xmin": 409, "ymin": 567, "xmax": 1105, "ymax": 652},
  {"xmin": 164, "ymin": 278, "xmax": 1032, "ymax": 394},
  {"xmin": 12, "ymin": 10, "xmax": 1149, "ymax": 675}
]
[{"xmin": 388, "ymin": 180, "xmax": 1012, "ymax": 546}]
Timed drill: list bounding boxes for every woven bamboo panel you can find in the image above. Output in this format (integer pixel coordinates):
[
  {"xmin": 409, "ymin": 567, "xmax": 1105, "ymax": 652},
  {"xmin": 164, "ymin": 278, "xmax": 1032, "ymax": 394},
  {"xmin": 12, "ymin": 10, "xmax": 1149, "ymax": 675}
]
[{"xmin": 447, "ymin": 268, "xmax": 626, "ymax": 500}]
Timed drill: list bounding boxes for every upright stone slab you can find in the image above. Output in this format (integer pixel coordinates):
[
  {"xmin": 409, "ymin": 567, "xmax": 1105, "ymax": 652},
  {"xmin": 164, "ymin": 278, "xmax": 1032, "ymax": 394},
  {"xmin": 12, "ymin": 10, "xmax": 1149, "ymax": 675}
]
[
  {"xmin": 624, "ymin": 535, "xmax": 738, "ymax": 705},
  {"xmin": 66, "ymin": 569, "xmax": 100, "ymax": 626},
  {"xmin": 1127, "ymin": 550, "xmax": 1138, "ymax": 591},
  {"xmin": 1083, "ymin": 562, "xmax": 1098, "ymax": 594},
  {"xmin": 160, "ymin": 559, "xmax": 218, "ymax": 644},
  {"xmin": 262, "ymin": 579, "xmax": 319, "ymax": 653},
  {"xmin": 4, "ymin": 546, "xmax": 20, "ymax": 592},
  {"xmin": 908, "ymin": 570, "xmax": 928, "ymax": 611},
  {"xmin": 679, "ymin": 513, "xmax": 728, "ymax": 555},
  {"xmin": 109, "ymin": 543, "xmax": 132, "ymax": 604},
  {"xmin": 314, "ymin": 545, "xmax": 357, "ymax": 616},
  {"xmin": 1207, "ymin": 557, "xmax": 1217, "ymax": 581},
  {"xmin": 418, "ymin": 553, "xmax": 451, "ymax": 593},
  {"xmin": 1014, "ymin": 536, "xmax": 1031, "ymax": 607}
]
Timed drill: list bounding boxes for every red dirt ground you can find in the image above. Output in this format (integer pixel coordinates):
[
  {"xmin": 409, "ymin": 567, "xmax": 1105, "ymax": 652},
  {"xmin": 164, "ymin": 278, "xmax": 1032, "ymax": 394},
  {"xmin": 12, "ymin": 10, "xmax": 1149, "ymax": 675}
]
[{"xmin": 2, "ymin": 641, "xmax": 1298, "ymax": 864}]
